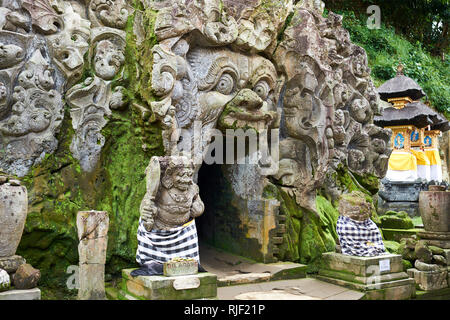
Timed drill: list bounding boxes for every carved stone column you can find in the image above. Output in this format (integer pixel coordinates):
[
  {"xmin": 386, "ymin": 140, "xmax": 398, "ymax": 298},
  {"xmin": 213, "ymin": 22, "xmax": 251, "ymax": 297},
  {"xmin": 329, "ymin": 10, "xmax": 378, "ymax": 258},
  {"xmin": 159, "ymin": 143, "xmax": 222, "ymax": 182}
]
[{"xmin": 76, "ymin": 211, "xmax": 109, "ymax": 300}]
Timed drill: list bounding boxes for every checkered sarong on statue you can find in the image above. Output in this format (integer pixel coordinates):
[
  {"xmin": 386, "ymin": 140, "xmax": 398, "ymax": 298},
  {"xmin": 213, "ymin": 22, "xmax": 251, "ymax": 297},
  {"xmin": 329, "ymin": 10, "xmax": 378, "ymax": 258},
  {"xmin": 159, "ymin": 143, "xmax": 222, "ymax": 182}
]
[
  {"xmin": 336, "ymin": 215, "xmax": 386, "ymax": 257},
  {"xmin": 136, "ymin": 218, "xmax": 200, "ymax": 265}
]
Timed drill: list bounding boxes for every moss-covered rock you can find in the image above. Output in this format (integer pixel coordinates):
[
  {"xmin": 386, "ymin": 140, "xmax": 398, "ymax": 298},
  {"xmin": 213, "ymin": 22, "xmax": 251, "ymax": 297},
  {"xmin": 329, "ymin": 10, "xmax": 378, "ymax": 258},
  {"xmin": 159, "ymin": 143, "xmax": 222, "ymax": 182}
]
[
  {"xmin": 383, "ymin": 240, "xmax": 401, "ymax": 254},
  {"xmin": 380, "ymin": 211, "xmax": 415, "ymax": 230},
  {"xmin": 402, "ymin": 259, "xmax": 413, "ymax": 271},
  {"xmin": 398, "ymin": 237, "xmax": 417, "ymax": 261}
]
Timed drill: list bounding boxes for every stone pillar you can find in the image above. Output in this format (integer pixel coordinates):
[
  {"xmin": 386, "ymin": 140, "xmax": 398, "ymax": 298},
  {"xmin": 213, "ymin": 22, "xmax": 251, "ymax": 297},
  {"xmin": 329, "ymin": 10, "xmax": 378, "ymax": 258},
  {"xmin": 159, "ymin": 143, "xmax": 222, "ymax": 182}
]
[{"xmin": 76, "ymin": 211, "xmax": 109, "ymax": 300}]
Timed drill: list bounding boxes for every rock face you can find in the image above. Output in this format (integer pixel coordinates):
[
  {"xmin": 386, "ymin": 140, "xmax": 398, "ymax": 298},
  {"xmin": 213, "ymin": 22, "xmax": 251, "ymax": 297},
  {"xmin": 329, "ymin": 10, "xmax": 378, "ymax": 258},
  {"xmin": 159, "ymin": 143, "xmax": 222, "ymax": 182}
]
[{"xmin": 0, "ymin": 0, "xmax": 392, "ymax": 284}]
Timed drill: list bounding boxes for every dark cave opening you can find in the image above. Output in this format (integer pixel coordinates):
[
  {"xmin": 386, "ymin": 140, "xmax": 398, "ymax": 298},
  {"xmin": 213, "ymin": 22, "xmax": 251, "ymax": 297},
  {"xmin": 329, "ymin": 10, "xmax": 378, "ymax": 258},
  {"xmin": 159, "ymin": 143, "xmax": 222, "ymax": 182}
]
[{"xmin": 196, "ymin": 162, "xmax": 224, "ymax": 245}]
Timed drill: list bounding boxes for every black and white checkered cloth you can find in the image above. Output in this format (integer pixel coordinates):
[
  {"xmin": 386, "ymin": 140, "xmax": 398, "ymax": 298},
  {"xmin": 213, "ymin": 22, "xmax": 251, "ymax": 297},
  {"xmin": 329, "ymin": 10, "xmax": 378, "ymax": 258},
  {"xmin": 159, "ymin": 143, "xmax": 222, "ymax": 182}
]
[
  {"xmin": 336, "ymin": 215, "xmax": 386, "ymax": 257},
  {"xmin": 136, "ymin": 218, "xmax": 200, "ymax": 265}
]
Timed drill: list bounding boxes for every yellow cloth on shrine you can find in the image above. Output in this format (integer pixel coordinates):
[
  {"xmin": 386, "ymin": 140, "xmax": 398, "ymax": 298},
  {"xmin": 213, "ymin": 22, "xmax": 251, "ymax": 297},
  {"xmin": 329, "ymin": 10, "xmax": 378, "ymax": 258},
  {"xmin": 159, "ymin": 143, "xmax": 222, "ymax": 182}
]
[
  {"xmin": 425, "ymin": 148, "xmax": 443, "ymax": 181},
  {"xmin": 425, "ymin": 149, "xmax": 442, "ymax": 166},
  {"xmin": 410, "ymin": 149, "xmax": 430, "ymax": 166},
  {"xmin": 411, "ymin": 148, "xmax": 431, "ymax": 181},
  {"xmin": 388, "ymin": 151, "xmax": 417, "ymax": 171}
]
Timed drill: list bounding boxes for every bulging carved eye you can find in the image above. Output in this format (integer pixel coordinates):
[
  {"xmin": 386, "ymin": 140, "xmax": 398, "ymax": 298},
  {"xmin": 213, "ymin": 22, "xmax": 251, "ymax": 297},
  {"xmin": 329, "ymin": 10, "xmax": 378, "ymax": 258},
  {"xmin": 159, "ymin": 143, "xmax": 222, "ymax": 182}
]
[
  {"xmin": 215, "ymin": 73, "xmax": 235, "ymax": 95},
  {"xmin": 254, "ymin": 80, "xmax": 270, "ymax": 100}
]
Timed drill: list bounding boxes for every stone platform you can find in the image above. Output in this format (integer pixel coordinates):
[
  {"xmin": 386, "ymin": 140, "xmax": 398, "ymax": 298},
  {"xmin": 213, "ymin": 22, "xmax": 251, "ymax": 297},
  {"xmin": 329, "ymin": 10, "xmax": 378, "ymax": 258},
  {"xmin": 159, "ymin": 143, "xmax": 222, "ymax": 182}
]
[
  {"xmin": 317, "ymin": 252, "xmax": 415, "ymax": 300},
  {"xmin": 118, "ymin": 269, "xmax": 217, "ymax": 300},
  {"xmin": 0, "ymin": 288, "xmax": 41, "ymax": 300}
]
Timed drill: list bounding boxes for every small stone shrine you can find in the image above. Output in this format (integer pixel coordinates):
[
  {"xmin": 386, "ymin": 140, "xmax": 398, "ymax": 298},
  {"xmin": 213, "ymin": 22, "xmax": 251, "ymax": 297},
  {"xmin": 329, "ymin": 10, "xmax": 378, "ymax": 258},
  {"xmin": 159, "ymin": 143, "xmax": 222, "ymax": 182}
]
[{"xmin": 375, "ymin": 64, "xmax": 450, "ymax": 216}]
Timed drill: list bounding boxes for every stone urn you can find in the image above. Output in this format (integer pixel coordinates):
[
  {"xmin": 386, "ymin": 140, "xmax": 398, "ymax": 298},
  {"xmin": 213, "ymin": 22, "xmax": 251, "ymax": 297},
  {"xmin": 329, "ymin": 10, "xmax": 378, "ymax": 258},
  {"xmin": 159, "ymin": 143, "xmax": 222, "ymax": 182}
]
[
  {"xmin": 0, "ymin": 177, "xmax": 28, "ymax": 257},
  {"xmin": 419, "ymin": 190, "xmax": 450, "ymax": 232}
]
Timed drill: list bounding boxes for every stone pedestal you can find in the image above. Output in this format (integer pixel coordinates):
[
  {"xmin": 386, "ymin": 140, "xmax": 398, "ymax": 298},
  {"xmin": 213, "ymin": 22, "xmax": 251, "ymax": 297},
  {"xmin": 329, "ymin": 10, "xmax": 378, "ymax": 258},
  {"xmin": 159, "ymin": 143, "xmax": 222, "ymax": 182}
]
[
  {"xmin": 119, "ymin": 269, "xmax": 217, "ymax": 300},
  {"xmin": 76, "ymin": 211, "xmax": 109, "ymax": 300},
  {"xmin": 317, "ymin": 252, "xmax": 415, "ymax": 300},
  {"xmin": 378, "ymin": 179, "xmax": 424, "ymax": 217}
]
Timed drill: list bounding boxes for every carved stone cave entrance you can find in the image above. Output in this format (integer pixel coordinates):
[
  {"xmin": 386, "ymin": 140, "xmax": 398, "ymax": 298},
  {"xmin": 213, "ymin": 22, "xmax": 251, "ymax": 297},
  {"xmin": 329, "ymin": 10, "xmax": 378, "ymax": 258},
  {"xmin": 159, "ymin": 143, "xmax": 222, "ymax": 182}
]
[{"xmin": 196, "ymin": 161, "xmax": 282, "ymax": 264}]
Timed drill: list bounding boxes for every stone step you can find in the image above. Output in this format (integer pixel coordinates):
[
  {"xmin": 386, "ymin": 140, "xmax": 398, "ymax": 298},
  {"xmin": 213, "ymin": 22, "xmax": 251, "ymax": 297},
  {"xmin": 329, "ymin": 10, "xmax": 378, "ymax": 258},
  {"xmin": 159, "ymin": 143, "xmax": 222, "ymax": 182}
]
[
  {"xmin": 199, "ymin": 243, "xmax": 307, "ymax": 287},
  {"xmin": 117, "ymin": 289, "xmax": 140, "ymax": 300},
  {"xmin": 217, "ymin": 263, "xmax": 307, "ymax": 287},
  {"xmin": 0, "ymin": 288, "xmax": 41, "ymax": 300},
  {"xmin": 315, "ymin": 275, "xmax": 415, "ymax": 300}
]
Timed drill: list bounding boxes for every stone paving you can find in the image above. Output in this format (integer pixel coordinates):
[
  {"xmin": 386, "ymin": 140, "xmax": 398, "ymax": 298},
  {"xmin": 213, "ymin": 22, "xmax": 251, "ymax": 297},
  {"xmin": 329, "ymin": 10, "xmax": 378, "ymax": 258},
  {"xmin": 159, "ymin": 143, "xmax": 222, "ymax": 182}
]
[
  {"xmin": 217, "ymin": 278, "xmax": 365, "ymax": 300},
  {"xmin": 200, "ymin": 243, "xmax": 364, "ymax": 300}
]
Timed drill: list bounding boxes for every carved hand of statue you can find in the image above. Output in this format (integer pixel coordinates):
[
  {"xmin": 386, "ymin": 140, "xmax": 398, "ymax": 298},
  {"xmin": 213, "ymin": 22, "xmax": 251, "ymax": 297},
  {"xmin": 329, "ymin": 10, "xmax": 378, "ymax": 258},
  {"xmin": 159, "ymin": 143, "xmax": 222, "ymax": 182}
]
[
  {"xmin": 140, "ymin": 200, "xmax": 157, "ymax": 232},
  {"xmin": 190, "ymin": 192, "xmax": 205, "ymax": 219}
]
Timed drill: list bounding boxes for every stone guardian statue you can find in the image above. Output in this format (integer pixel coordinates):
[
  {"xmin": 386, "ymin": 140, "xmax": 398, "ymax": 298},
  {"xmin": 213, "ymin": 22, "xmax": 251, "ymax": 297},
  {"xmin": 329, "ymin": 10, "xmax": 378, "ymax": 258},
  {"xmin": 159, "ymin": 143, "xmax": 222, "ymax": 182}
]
[{"xmin": 133, "ymin": 155, "xmax": 205, "ymax": 276}]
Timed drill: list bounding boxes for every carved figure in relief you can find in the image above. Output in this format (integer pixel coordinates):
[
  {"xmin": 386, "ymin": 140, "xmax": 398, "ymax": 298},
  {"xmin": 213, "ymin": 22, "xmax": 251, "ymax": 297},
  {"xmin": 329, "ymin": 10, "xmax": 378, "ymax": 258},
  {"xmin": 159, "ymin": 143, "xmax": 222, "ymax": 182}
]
[{"xmin": 0, "ymin": 50, "xmax": 63, "ymax": 176}]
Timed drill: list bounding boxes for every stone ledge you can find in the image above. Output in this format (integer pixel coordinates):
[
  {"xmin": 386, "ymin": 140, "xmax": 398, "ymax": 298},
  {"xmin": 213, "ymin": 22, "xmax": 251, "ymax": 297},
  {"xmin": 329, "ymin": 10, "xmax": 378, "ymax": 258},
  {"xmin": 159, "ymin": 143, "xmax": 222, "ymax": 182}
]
[{"xmin": 0, "ymin": 288, "xmax": 41, "ymax": 300}]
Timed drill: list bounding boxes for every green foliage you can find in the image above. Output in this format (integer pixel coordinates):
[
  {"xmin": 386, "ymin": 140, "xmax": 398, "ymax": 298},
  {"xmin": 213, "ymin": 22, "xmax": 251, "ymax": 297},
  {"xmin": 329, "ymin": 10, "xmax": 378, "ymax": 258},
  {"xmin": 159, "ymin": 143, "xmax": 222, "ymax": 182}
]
[
  {"xmin": 327, "ymin": 9, "xmax": 450, "ymax": 116},
  {"xmin": 324, "ymin": 0, "xmax": 450, "ymax": 57}
]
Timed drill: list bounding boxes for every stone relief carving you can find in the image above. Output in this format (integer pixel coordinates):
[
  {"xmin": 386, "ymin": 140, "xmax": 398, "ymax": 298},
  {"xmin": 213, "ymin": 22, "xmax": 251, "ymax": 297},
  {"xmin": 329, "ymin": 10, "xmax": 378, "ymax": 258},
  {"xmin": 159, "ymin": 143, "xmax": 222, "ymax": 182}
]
[
  {"xmin": 146, "ymin": 0, "xmax": 283, "ymax": 176},
  {"xmin": 272, "ymin": 2, "xmax": 392, "ymax": 211},
  {"xmin": 0, "ymin": 0, "xmax": 130, "ymax": 175},
  {"xmin": 88, "ymin": 0, "xmax": 132, "ymax": 29},
  {"xmin": 46, "ymin": 6, "xmax": 90, "ymax": 89},
  {"xmin": 66, "ymin": 27, "xmax": 126, "ymax": 172},
  {"xmin": 0, "ymin": 0, "xmax": 391, "ymax": 213},
  {"xmin": 0, "ymin": 48, "xmax": 63, "ymax": 177},
  {"xmin": 143, "ymin": 0, "xmax": 392, "ymax": 214}
]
